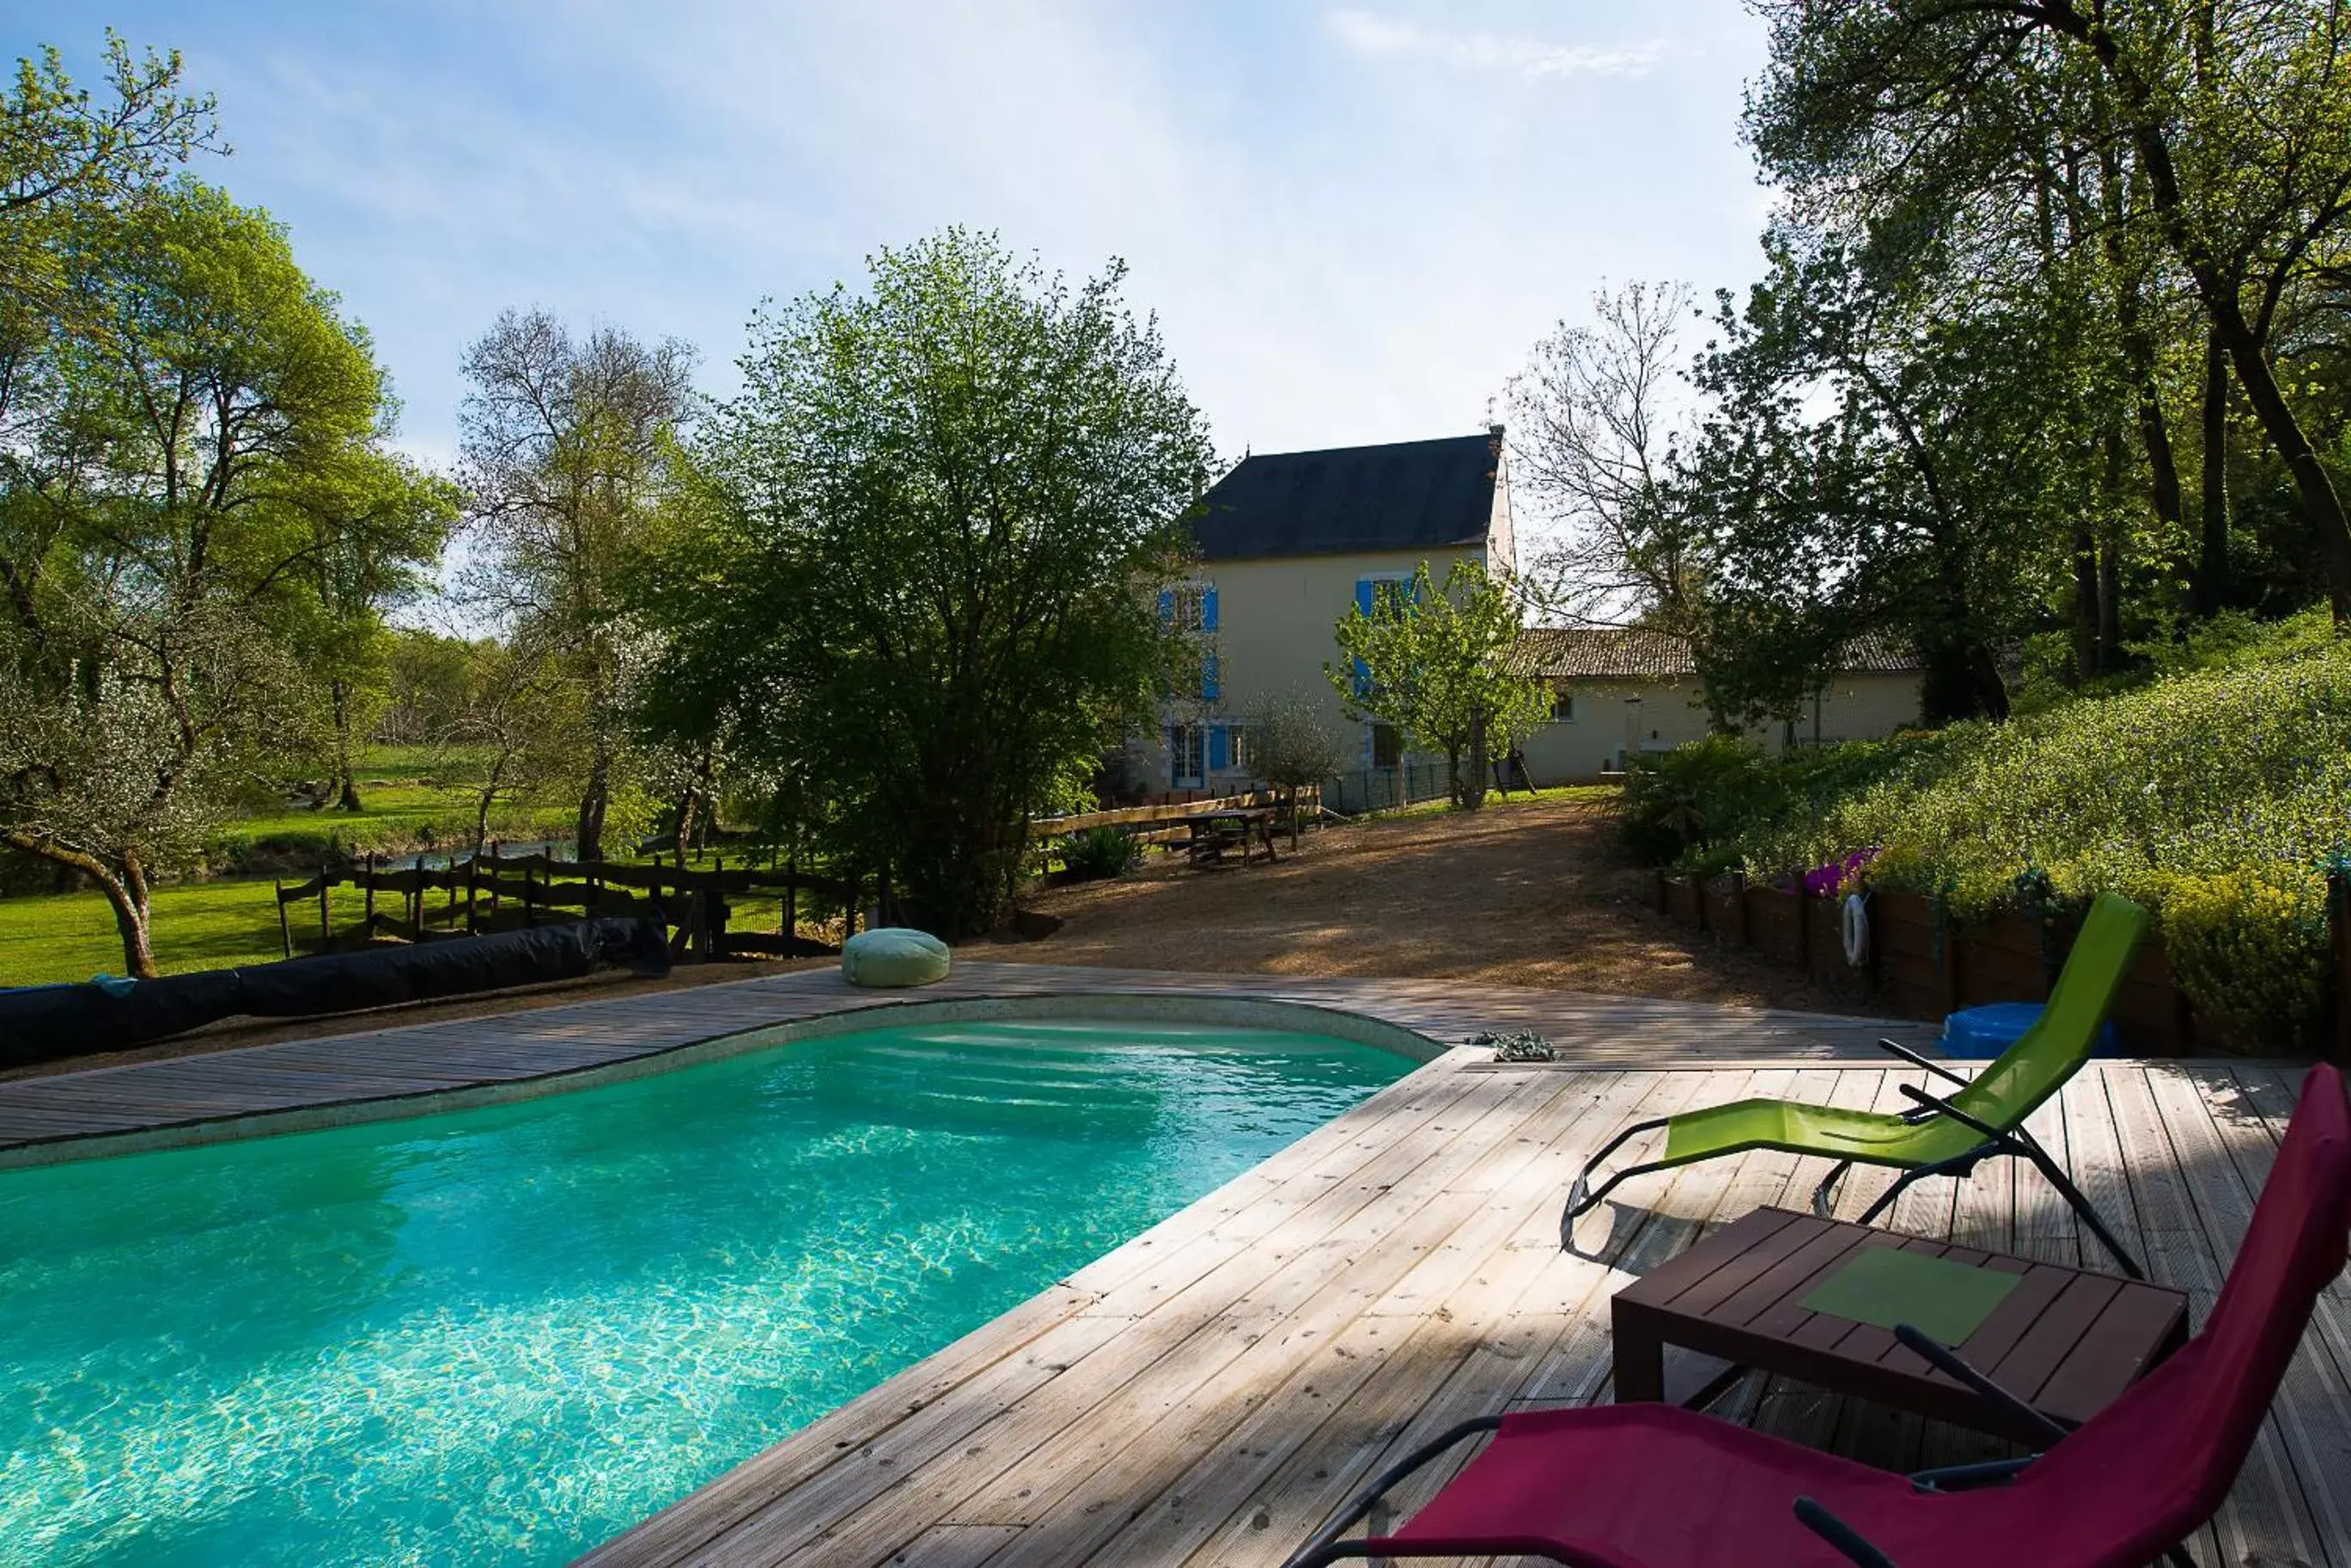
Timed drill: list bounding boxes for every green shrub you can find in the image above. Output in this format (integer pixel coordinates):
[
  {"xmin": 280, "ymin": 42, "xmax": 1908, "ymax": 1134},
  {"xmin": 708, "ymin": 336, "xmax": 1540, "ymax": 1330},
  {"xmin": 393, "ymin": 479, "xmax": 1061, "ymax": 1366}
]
[
  {"xmin": 2154, "ymin": 866, "xmax": 2330, "ymax": 1051},
  {"xmin": 1624, "ymin": 732, "xmax": 1952, "ymax": 873},
  {"xmin": 1061, "ymin": 824, "xmax": 1140, "ymax": 880}
]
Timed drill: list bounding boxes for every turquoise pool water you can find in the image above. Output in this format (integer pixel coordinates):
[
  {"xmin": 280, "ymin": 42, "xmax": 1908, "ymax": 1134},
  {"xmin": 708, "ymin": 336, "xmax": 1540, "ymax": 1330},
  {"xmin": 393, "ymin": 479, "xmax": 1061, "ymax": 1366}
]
[{"xmin": 0, "ymin": 1018, "xmax": 1412, "ymax": 1567}]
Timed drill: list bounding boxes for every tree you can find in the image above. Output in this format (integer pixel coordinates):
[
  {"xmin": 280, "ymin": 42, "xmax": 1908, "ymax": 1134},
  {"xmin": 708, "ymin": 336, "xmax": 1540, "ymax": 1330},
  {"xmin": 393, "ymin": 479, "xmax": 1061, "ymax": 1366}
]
[
  {"xmin": 1325, "ymin": 559, "xmax": 1548, "ymax": 809},
  {"xmin": 457, "ymin": 308, "xmax": 695, "ymax": 860},
  {"xmin": 656, "ymin": 229, "xmax": 1213, "ymax": 937},
  {"xmin": 289, "ymin": 449, "xmax": 459, "ymax": 809},
  {"xmin": 438, "ymin": 635, "xmax": 587, "ymax": 859},
  {"xmin": 1507, "ymin": 281, "xmax": 1708, "ymax": 629},
  {"xmin": 1747, "ymin": 0, "xmax": 2351, "ymax": 627},
  {"xmin": 0, "ymin": 183, "xmax": 398, "ymax": 975},
  {"xmin": 1243, "ymin": 687, "xmax": 1348, "ymax": 848},
  {"xmin": 1683, "ymin": 210, "xmax": 2112, "ymax": 726},
  {"xmin": 1, "ymin": 33, "xmax": 221, "ymax": 220}
]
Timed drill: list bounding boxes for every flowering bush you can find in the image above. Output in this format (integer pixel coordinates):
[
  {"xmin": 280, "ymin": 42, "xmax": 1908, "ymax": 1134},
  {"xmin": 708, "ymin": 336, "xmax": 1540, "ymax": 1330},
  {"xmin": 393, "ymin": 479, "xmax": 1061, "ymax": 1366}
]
[{"xmin": 1802, "ymin": 848, "xmax": 1878, "ymax": 898}]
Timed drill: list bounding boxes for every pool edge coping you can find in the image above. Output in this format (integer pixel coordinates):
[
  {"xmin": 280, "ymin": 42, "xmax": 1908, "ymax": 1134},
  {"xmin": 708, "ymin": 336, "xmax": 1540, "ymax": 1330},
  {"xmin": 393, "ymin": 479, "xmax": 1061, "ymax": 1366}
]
[{"xmin": 0, "ymin": 990, "xmax": 1447, "ymax": 1170}]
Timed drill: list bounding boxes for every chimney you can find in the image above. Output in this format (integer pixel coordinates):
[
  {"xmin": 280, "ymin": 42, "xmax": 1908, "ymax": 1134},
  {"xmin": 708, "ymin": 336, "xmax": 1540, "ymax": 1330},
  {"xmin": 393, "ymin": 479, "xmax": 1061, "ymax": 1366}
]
[
  {"xmin": 1488, "ymin": 421, "xmax": 1505, "ymax": 459},
  {"xmin": 1191, "ymin": 463, "xmax": 1206, "ymax": 501}
]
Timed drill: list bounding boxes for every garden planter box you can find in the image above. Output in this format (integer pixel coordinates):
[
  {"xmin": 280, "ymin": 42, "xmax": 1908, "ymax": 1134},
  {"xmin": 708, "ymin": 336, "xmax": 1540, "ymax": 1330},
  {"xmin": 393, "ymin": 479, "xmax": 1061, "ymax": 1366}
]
[
  {"xmin": 1952, "ymin": 913, "xmax": 2056, "ymax": 1012},
  {"xmin": 1663, "ymin": 874, "xmax": 1704, "ymax": 931},
  {"xmin": 1744, "ymin": 885, "xmax": 1806, "ymax": 969},
  {"xmin": 1704, "ymin": 877, "xmax": 1747, "ymax": 943},
  {"xmin": 1871, "ymin": 892, "xmax": 1943, "ymax": 1021},
  {"xmin": 1805, "ymin": 893, "xmax": 1871, "ymax": 1000}
]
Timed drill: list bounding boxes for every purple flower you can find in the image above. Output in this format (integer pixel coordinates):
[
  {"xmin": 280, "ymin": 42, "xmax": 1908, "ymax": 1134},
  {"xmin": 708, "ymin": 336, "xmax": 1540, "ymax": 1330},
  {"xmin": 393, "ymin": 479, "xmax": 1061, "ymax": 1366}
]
[{"xmin": 1803, "ymin": 848, "xmax": 1879, "ymax": 898}]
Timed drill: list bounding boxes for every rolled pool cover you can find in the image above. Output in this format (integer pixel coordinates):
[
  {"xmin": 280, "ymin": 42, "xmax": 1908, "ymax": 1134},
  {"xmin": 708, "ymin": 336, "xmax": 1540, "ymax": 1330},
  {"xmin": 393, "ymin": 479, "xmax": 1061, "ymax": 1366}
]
[{"xmin": 0, "ymin": 917, "xmax": 670, "ymax": 1068}]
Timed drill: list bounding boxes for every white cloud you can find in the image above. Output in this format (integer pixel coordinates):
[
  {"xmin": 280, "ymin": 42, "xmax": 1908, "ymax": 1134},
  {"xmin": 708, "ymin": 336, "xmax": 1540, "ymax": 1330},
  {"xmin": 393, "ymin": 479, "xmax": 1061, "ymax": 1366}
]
[{"xmin": 1327, "ymin": 9, "xmax": 1666, "ymax": 78}]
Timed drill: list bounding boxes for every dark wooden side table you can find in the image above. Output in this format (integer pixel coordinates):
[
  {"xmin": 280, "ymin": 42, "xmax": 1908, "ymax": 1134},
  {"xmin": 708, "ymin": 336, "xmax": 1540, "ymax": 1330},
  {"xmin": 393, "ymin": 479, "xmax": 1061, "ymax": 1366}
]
[{"xmin": 1611, "ymin": 1206, "xmax": 2188, "ymax": 1443}]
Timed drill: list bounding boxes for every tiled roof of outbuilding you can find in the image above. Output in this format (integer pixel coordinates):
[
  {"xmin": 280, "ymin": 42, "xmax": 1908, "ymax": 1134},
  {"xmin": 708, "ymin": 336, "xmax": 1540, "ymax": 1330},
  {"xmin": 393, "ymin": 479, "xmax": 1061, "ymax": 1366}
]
[{"xmin": 1511, "ymin": 627, "xmax": 1922, "ymax": 680}]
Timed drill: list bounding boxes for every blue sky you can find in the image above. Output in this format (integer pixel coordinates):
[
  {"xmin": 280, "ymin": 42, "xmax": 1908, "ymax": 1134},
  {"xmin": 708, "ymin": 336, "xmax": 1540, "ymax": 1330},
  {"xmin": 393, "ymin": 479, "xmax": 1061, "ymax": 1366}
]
[{"xmin": 16, "ymin": 2, "xmax": 1779, "ymax": 471}]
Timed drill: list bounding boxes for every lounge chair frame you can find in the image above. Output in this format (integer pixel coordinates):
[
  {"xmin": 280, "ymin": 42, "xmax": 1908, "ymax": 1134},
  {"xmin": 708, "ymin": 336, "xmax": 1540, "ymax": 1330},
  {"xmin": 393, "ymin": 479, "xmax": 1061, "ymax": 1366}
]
[{"xmin": 1563, "ymin": 1037, "xmax": 2145, "ymax": 1279}]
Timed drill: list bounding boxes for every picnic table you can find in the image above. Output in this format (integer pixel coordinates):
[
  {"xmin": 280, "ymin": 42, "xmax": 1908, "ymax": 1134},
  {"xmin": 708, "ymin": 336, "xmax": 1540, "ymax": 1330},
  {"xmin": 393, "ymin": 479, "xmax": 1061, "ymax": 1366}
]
[{"xmin": 1180, "ymin": 805, "xmax": 1280, "ymax": 869}]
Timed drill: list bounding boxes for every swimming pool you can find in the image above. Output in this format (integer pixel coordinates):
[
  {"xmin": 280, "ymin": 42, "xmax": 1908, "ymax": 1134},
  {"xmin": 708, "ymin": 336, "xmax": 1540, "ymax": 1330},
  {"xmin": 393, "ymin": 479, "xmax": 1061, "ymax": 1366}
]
[{"xmin": 0, "ymin": 1014, "xmax": 1416, "ymax": 1566}]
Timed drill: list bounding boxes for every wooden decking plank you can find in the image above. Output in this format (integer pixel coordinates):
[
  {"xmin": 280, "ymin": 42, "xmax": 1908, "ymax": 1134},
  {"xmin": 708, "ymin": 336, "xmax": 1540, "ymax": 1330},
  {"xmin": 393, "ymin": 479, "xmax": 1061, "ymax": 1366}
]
[
  {"xmin": 958, "ymin": 1072, "xmax": 1675, "ymax": 1568},
  {"xmin": 922, "ymin": 1073, "xmax": 1596, "ymax": 1540},
  {"xmin": 2152, "ymin": 1063, "xmax": 2351, "ymax": 1565},
  {"xmin": 718, "ymin": 1066, "xmax": 1567, "ymax": 1565},
  {"xmin": 1155, "ymin": 1074, "xmax": 1738, "ymax": 1568},
  {"xmin": 2104, "ymin": 1064, "xmax": 2335, "ymax": 1568},
  {"xmin": 1069, "ymin": 1065, "xmax": 1505, "ymax": 1314}
]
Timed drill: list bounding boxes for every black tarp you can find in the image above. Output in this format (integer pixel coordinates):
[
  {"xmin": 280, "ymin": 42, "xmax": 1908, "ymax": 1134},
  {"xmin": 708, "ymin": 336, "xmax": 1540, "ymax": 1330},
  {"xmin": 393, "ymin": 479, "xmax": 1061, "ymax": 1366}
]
[{"xmin": 0, "ymin": 918, "xmax": 669, "ymax": 1068}]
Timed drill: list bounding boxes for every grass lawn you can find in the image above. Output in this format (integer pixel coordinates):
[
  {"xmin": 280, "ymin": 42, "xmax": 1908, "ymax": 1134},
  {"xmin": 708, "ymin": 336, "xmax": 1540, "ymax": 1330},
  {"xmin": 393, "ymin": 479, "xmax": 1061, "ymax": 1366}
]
[
  {"xmin": 1370, "ymin": 782, "xmax": 1619, "ymax": 822},
  {"xmin": 0, "ymin": 879, "xmax": 291, "ymax": 988},
  {"xmin": 0, "ymin": 860, "xmax": 833, "ymax": 989},
  {"xmin": 212, "ymin": 744, "xmax": 570, "ymax": 862}
]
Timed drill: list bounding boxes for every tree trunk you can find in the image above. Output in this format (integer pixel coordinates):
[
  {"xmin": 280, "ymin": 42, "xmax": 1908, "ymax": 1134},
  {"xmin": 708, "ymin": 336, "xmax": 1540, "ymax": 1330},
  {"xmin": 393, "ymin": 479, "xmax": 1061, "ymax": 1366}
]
[
  {"xmin": 331, "ymin": 678, "xmax": 363, "ymax": 812},
  {"xmin": 2194, "ymin": 328, "xmax": 2232, "ymax": 616},
  {"xmin": 1465, "ymin": 708, "xmax": 1489, "ymax": 811},
  {"xmin": 2072, "ymin": 519, "xmax": 2102, "ymax": 682},
  {"xmin": 2098, "ymin": 424, "xmax": 2126, "ymax": 669},
  {"xmin": 3, "ymin": 834, "xmax": 158, "ymax": 978},
  {"xmin": 2135, "ymin": 382, "xmax": 2184, "ymax": 542},
  {"xmin": 2078, "ymin": 36, "xmax": 2351, "ymax": 623},
  {"xmin": 576, "ymin": 743, "xmax": 612, "ymax": 862},
  {"xmin": 2206, "ymin": 294, "xmax": 2351, "ymax": 623},
  {"xmin": 105, "ymin": 870, "xmax": 156, "ymax": 981}
]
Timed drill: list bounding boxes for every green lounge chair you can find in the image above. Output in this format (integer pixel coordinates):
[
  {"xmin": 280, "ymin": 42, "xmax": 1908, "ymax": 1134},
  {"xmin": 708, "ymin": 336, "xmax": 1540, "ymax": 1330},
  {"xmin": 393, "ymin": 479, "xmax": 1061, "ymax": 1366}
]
[{"xmin": 1562, "ymin": 892, "xmax": 2150, "ymax": 1276}]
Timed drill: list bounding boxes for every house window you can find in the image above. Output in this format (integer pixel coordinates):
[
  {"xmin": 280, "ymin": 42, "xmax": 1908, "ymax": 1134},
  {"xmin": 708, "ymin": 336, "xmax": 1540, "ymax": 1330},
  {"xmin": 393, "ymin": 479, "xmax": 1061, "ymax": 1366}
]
[
  {"xmin": 1171, "ymin": 723, "xmax": 1204, "ymax": 787},
  {"xmin": 1370, "ymin": 578, "xmax": 1410, "ymax": 620},
  {"xmin": 1550, "ymin": 690, "xmax": 1576, "ymax": 723},
  {"xmin": 1164, "ymin": 582, "xmax": 1218, "ymax": 634},
  {"xmin": 1371, "ymin": 723, "xmax": 1403, "ymax": 769}
]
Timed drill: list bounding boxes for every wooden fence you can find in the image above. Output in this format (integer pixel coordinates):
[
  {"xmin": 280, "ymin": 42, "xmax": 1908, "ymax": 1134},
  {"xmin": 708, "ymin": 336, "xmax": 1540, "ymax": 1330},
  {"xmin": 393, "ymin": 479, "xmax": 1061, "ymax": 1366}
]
[
  {"xmin": 1655, "ymin": 869, "xmax": 2351, "ymax": 1061},
  {"xmin": 274, "ymin": 848, "xmax": 868, "ymax": 963}
]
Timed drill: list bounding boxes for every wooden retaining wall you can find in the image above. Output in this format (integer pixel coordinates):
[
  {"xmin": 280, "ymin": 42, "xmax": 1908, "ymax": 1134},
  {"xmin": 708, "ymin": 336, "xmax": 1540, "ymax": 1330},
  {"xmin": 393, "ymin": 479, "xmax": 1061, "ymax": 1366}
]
[{"xmin": 1652, "ymin": 871, "xmax": 2351, "ymax": 1061}]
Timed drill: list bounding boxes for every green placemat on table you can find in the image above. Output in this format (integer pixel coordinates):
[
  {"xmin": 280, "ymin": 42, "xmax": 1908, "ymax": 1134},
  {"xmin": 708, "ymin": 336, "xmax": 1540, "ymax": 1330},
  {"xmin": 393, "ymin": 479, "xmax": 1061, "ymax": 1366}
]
[{"xmin": 1800, "ymin": 1245, "xmax": 2022, "ymax": 1345}]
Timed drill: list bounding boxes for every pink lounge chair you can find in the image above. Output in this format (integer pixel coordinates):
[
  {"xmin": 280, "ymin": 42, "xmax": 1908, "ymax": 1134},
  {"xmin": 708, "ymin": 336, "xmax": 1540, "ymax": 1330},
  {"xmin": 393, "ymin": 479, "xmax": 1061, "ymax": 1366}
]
[{"xmin": 1284, "ymin": 1062, "xmax": 2351, "ymax": 1568}]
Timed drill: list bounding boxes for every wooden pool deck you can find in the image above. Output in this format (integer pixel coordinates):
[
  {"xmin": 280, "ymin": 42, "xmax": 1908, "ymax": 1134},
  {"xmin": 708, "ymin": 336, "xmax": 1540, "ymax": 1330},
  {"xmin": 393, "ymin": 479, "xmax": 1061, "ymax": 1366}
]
[
  {"xmin": 3, "ymin": 965, "xmax": 2343, "ymax": 1565},
  {"xmin": 0, "ymin": 963, "xmax": 1932, "ymax": 1159},
  {"xmin": 581, "ymin": 1052, "xmax": 2351, "ymax": 1568}
]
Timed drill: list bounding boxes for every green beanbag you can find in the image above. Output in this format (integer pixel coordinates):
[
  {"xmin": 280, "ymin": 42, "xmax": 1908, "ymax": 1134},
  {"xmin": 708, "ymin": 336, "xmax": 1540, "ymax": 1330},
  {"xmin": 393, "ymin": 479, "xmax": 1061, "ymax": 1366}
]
[{"xmin": 841, "ymin": 927, "xmax": 952, "ymax": 988}]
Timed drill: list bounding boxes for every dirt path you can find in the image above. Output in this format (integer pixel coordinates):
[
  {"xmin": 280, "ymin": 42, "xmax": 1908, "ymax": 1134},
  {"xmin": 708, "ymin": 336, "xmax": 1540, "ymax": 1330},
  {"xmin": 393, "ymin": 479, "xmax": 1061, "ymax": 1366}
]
[{"xmin": 987, "ymin": 795, "xmax": 1841, "ymax": 1011}]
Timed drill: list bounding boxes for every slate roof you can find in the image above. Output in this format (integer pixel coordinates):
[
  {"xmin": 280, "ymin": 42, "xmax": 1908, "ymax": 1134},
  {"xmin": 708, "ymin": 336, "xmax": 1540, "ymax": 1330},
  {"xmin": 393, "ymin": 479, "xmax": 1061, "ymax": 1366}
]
[
  {"xmin": 1512, "ymin": 627, "xmax": 1922, "ymax": 681},
  {"xmin": 1185, "ymin": 433, "xmax": 1500, "ymax": 562}
]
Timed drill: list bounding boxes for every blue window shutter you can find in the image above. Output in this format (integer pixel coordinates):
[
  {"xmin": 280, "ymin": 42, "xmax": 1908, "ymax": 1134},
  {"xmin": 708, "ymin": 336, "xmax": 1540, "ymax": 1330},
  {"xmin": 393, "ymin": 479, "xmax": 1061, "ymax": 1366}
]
[
  {"xmin": 1201, "ymin": 653, "xmax": 1221, "ymax": 702},
  {"xmin": 1157, "ymin": 589, "xmax": 1175, "ymax": 629},
  {"xmin": 1208, "ymin": 723, "xmax": 1229, "ymax": 771},
  {"xmin": 1201, "ymin": 585, "xmax": 1218, "ymax": 631},
  {"xmin": 1355, "ymin": 578, "xmax": 1374, "ymax": 617},
  {"xmin": 1351, "ymin": 656, "xmax": 1369, "ymax": 699}
]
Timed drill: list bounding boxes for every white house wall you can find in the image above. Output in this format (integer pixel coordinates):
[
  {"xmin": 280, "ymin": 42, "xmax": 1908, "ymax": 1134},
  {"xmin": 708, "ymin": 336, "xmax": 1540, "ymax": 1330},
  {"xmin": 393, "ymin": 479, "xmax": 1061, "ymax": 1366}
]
[
  {"xmin": 1516, "ymin": 672, "xmax": 1925, "ymax": 784},
  {"xmin": 1141, "ymin": 544, "xmax": 1494, "ymax": 792}
]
